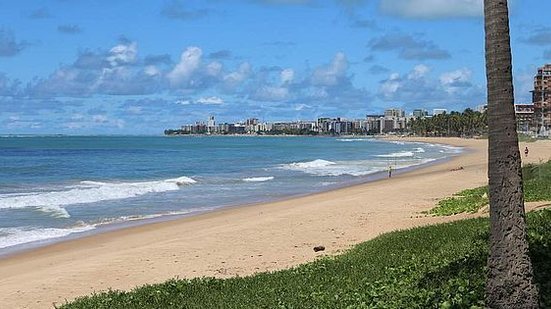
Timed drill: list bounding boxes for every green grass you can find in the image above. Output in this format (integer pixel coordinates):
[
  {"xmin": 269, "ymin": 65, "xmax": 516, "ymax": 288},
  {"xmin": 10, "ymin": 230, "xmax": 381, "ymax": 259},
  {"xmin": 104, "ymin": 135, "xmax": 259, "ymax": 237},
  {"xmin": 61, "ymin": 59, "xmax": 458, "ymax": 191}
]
[
  {"xmin": 60, "ymin": 209, "xmax": 551, "ymax": 309},
  {"xmin": 524, "ymin": 161, "xmax": 551, "ymax": 202},
  {"xmin": 428, "ymin": 160, "xmax": 551, "ymax": 216}
]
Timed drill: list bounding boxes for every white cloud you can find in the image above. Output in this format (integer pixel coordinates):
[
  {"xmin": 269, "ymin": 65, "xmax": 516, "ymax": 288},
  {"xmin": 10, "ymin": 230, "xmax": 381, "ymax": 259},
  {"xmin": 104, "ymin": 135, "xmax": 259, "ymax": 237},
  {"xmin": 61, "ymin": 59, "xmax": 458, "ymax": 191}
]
[
  {"xmin": 206, "ymin": 61, "xmax": 223, "ymax": 77},
  {"xmin": 408, "ymin": 64, "xmax": 430, "ymax": 79},
  {"xmin": 378, "ymin": 65, "xmax": 482, "ymax": 109},
  {"xmin": 175, "ymin": 99, "xmax": 191, "ymax": 105},
  {"xmin": 308, "ymin": 87, "xmax": 329, "ymax": 98},
  {"xmin": 107, "ymin": 42, "xmax": 138, "ymax": 66},
  {"xmin": 144, "ymin": 65, "xmax": 161, "ymax": 76},
  {"xmin": 92, "ymin": 114, "xmax": 109, "ymax": 123},
  {"xmin": 167, "ymin": 46, "xmax": 203, "ymax": 85},
  {"xmin": 380, "ymin": 73, "xmax": 401, "ymax": 99},
  {"xmin": 294, "ymin": 103, "xmax": 311, "ymax": 111},
  {"xmin": 115, "ymin": 119, "xmax": 125, "ymax": 129},
  {"xmin": 380, "ymin": 0, "xmax": 483, "ymax": 19},
  {"xmin": 311, "ymin": 52, "xmax": 348, "ymax": 87},
  {"xmin": 223, "ymin": 62, "xmax": 251, "ymax": 89},
  {"xmin": 439, "ymin": 68, "xmax": 472, "ymax": 92},
  {"xmin": 196, "ymin": 96, "xmax": 224, "ymax": 105},
  {"xmin": 254, "ymin": 86, "xmax": 289, "ymax": 101},
  {"xmin": 280, "ymin": 68, "xmax": 295, "ymax": 84}
]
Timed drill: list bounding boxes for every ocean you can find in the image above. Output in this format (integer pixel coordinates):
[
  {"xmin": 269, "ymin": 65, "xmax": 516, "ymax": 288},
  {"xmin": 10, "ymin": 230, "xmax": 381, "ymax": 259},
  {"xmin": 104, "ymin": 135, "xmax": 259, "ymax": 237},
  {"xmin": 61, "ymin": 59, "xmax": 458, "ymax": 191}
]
[{"xmin": 0, "ymin": 136, "xmax": 462, "ymax": 254}]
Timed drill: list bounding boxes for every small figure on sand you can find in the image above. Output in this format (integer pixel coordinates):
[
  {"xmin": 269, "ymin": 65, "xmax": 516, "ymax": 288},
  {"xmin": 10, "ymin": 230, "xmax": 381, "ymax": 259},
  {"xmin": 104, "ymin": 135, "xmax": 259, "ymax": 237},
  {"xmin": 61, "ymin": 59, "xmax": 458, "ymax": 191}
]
[
  {"xmin": 388, "ymin": 165, "xmax": 392, "ymax": 178},
  {"xmin": 524, "ymin": 146, "xmax": 529, "ymax": 157}
]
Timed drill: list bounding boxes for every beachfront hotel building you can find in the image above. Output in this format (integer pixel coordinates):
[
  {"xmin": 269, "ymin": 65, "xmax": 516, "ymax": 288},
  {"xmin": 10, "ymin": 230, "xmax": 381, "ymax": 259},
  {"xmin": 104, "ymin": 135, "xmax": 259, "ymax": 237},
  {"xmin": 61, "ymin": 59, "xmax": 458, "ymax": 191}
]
[
  {"xmin": 384, "ymin": 108, "xmax": 405, "ymax": 118},
  {"xmin": 514, "ymin": 103, "xmax": 535, "ymax": 133},
  {"xmin": 207, "ymin": 116, "xmax": 216, "ymax": 133},
  {"xmin": 532, "ymin": 64, "xmax": 551, "ymax": 136},
  {"xmin": 412, "ymin": 109, "xmax": 429, "ymax": 118},
  {"xmin": 432, "ymin": 108, "xmax": 448, "ymax": 116}
]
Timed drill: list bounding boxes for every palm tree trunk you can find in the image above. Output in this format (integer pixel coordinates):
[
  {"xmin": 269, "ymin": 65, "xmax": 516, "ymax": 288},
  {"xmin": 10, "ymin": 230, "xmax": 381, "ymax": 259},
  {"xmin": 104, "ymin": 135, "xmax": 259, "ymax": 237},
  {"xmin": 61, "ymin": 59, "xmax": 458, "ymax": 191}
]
[{"xmin": 484, "ymin": 0, "xmax": 539, "ymax": 307}]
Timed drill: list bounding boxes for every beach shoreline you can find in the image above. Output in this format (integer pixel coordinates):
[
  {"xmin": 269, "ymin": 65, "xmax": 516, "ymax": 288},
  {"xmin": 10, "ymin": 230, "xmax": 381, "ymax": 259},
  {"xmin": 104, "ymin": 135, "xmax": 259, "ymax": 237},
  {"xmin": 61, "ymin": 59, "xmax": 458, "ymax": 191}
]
[
  {"xmin": 0, "ymin": 148, "xmax": 454, "ymax": 259},
  {"xmin": 0, "ymin": 137, "xmax": 456, "ymax": 258},
  {"xmin": 1, "ymin": 137, "xmax": 550, "ymax": 308}
]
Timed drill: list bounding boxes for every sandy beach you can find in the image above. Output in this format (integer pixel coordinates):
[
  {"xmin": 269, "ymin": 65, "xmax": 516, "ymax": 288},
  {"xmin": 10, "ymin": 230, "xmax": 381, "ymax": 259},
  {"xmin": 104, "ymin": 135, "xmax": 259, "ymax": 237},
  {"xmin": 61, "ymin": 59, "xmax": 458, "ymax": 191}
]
[{"xmin": 1, "ymin": 137, "xmax": 550, "ymax": 308}]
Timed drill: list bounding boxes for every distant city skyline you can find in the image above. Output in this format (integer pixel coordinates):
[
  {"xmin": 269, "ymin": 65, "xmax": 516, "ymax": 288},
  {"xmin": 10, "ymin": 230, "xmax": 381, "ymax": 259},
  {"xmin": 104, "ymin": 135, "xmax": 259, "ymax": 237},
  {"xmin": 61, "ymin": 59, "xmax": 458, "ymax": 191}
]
[{"xmin": 1, "ymin": 1, "xmax": 551, "ymax": 134}]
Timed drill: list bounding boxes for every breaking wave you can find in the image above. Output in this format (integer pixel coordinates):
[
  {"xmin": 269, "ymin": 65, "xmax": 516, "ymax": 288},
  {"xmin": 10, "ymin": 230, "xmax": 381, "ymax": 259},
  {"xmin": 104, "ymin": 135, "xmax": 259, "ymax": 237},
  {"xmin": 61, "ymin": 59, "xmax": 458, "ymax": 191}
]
[
  {"xmin": 280, "ymin": 159, "xmax": 380, "ymax": 177},
  {"xmin": 376, "ymin": 151, "xmax": 415, "ymax": 158},
  {"xmin": 336, "ymin": 138, "xmax": 374, "ymax": 142},
  {"xmin": 0, "ymin": 176, "xmax": 197, "ymax": 218},
  {"xmin": 243, "ymin": 176, "xmax": 275, "ymax": 182},
  {"xmin": 0, "ymin": 225, "xmax": 95, "ymax": 249}
]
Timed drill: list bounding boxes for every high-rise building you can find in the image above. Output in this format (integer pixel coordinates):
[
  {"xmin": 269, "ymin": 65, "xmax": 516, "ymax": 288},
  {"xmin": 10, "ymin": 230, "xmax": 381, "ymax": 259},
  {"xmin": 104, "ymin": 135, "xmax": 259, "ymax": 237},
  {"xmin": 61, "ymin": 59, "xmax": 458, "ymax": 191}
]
[
  {"xmin": 514, "ymin": 104, "xmax": 535, "ymax": 133},
  {"xmin": 432, "ymin": 108, "xmax": 447, "ymax": 116},
  {"xmin": 412, "ymin": 109, "xmax": 428, "ymax": 118},
  {"xmin": 384, "ymin": 108, "xmax": 405, "ymax": 118},
  {"xmin": 207, "ymin": 116, "xmax": 216, "ymax": 133},
  {"xmin": 532, "ymin": 64, "xmax": 551, "ymax": 136}
]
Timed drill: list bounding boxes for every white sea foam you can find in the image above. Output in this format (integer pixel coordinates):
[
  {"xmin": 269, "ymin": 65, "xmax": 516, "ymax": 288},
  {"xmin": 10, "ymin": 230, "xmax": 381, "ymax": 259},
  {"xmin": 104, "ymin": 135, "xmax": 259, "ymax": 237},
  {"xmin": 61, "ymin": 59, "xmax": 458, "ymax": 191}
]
[
  {"xmin": 376, "ymin": 151, "xmax": 415, "ymax": 158},
  {"xmin": 420, "ymin": 158, "xmax": 438, "ymax": 164},
  {"xmin": 440, "ymin": 145, "xmax": 464, "ymax": 154},
  {"xmin": 284, "ymin": 159, "xmax": 336, "ymax": 169},
  {"xmin": 0, "ymin": 205, "xmax": 225, "ymax": 250},
  {"xmin": 243, "ymin": 176, "xmax": 275, "ymax": 182},
  {"xmin": 336, "ymin": 138, "xmax": 374, "ymax": 142},
  {"xmin": 413, "ymin": 147, "xmax": 425, "ymax": 153},
  {"xmin": 0, "ymin": 225, "xmax": 95, "ymax": 249},
  {"xmin": 0, "ymin": 176, "xmax": 197, "ymax": 218},
  {"xmin": 280, "ymin": 159, "xmax": 380, "ymax": 176},
  {"xmin": 388, "ymin": 141, "xmax": 406, "ymax": 145},
  {"xmin": 90, "ymin": 207, "xmax": 219, "ymax": 227}
]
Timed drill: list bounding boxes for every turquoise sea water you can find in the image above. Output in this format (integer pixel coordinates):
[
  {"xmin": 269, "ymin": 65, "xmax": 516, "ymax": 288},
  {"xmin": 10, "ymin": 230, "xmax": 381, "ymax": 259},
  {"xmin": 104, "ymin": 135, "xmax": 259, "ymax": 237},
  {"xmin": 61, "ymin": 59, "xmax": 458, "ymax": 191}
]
[{"xmin": 0, "ymin": 136, "xmax": 461, "ymax": 253}]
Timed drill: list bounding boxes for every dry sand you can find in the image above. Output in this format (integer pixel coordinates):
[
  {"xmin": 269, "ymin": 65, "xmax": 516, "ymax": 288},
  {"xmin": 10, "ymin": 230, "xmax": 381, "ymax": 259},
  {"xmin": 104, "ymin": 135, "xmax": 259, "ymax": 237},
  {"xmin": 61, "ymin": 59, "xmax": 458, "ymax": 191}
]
[{"xmin": 1, "ymin": 137, "xmax": 550, "ymax": 308}]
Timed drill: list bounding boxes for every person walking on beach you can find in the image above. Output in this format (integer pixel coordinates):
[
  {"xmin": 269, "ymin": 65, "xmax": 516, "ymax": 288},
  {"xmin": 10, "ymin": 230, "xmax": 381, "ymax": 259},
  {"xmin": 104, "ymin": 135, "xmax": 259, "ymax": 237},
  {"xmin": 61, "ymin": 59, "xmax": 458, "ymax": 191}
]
[
  {"xmin": 524, "ymin": 146, "xmax": 529, "ymax": 157},
  {"xmin": 388, "ymin": 165, "xmax": 392, "ymax": 178}
]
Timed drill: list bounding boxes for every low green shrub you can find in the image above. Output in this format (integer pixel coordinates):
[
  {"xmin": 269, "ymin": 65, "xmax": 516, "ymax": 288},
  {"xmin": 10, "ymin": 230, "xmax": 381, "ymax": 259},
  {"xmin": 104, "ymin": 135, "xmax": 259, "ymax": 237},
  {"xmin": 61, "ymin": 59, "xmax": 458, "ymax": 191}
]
[{"xmin": 429, "ymin": 160, "xmax": 551, "ymax": 216}]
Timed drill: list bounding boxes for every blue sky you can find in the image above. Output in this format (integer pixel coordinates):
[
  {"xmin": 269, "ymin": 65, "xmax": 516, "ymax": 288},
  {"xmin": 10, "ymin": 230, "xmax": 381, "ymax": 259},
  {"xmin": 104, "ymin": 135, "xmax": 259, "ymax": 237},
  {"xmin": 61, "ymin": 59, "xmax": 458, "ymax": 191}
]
[{"xmin": 1, "ymin": 0, "xmax": 550, "ymax": 134}]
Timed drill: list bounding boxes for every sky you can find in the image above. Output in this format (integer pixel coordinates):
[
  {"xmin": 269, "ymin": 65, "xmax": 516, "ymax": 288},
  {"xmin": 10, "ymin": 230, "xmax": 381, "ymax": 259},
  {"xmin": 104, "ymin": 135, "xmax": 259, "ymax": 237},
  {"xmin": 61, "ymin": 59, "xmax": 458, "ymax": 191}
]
[{"xmin": 1, "ymin": 0, "xmax": 550, "ymax": 134}]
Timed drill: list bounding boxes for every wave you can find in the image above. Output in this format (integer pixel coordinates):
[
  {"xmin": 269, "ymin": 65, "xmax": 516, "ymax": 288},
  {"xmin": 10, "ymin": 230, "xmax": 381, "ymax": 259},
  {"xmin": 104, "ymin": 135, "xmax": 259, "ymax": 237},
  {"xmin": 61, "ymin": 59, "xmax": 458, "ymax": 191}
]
[
  {"xmin": 440, "ymin": 145, "xmax": 464, "ymax": 154},
  {"xmin": 336, "ymin": 138, "xmax": 374, "ymax": 142},
  {"xmin": 283, "ymin": 159, "xmax": 336, "ymax": 169},
  {"xmin": 376, "ymin": 151, "xmax": 415, "ymax": 158},
  {"xmin": 86, "ymin": 206, "xmax": 220, "ymax": 228},
  {"xmin": 413, "ymin": 147, "xmax": 425, "ymax": 153},
  {"xmin": 0, "ymin": 225, "xmax": 95, "ymax": 249},
  {"xmin": 0, "ymin": 206, "xmax": 222, "ymax": 250},
  {"xmin": 0, "ymin": 176, "xmax": 197, "ymax": 218},
  {"xmin": 280, "ymin": 159, "xmax": 380, "ymax": 177},
  {"xmin": 388, "ymin": 141, "xmax": 406, "ymax": 145},
  {"xmin": 243, "ymin": 176, "xmax": 274, "ymax": 182}
]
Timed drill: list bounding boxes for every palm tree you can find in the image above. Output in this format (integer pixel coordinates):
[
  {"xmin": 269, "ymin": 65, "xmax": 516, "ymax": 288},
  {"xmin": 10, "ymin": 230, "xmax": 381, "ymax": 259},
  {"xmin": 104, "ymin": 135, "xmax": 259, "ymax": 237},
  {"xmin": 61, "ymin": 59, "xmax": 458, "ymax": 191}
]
[{"xmin": 483, "ymin": 0, "xmax": 539, "ymax": 307}]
